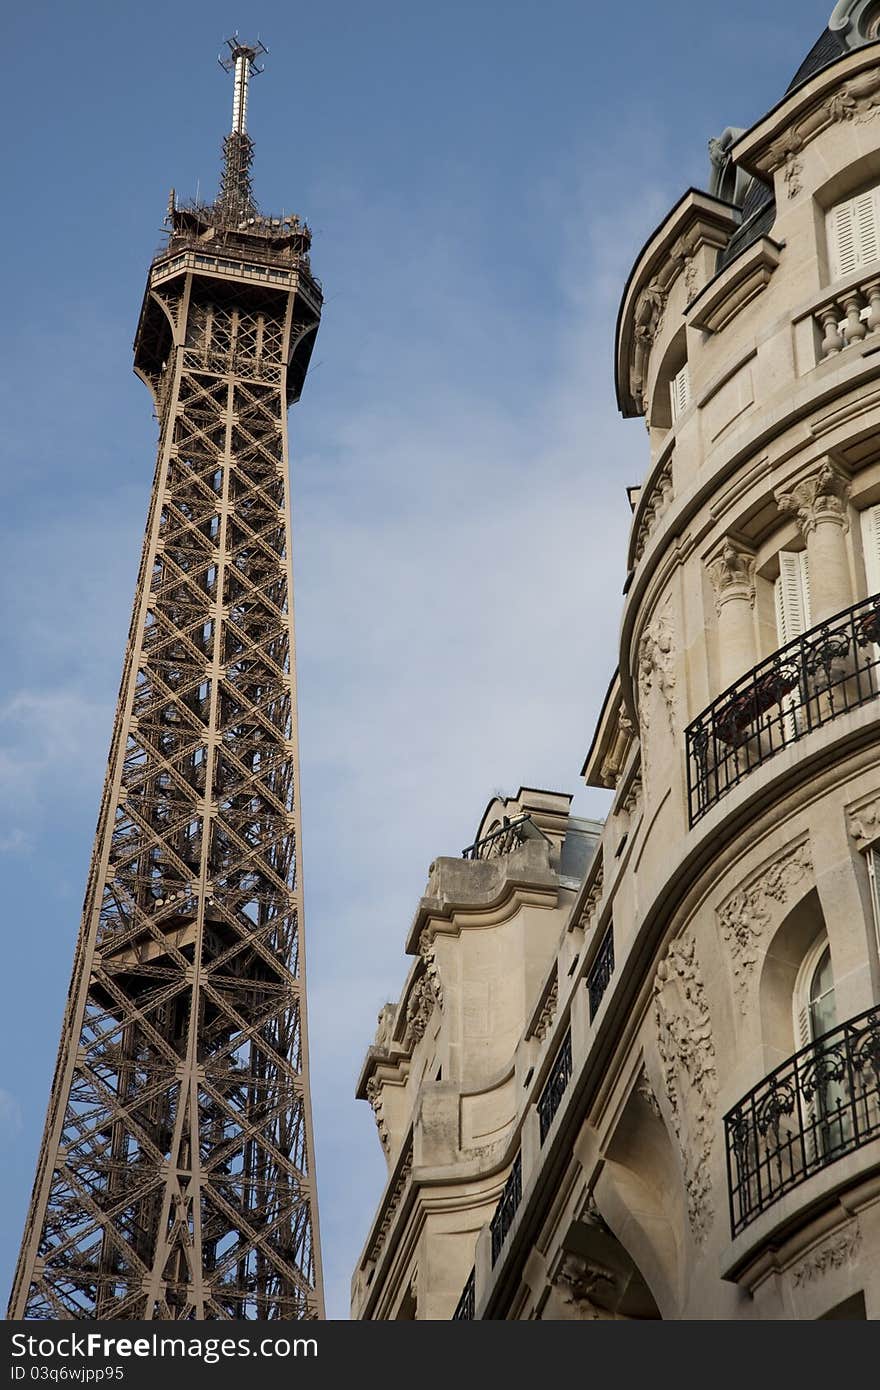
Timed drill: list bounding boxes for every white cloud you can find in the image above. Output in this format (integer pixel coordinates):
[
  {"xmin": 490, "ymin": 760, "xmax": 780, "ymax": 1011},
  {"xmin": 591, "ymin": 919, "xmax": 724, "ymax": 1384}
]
[{"xmin": 0, "ymin": 828, "xmax": 31, "ymax": 855}]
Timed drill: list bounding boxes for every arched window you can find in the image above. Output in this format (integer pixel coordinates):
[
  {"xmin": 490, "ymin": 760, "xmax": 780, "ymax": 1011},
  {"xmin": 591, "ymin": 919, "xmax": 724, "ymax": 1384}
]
[
  {"xmin": 793, "ymin": 934, "xmax": 849, "ymax": 1160},
  {"xmin": 794, "ymin": 933, "xmax": 837, "ymax": 1048},
  {"xmin": 808, "ymin": 944, "xmax": 837, "ymax": 1040}
]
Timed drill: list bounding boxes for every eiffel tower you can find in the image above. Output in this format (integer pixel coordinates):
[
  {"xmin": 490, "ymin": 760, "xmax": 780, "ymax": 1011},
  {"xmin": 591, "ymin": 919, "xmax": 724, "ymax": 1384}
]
[{"xmin": 8, "ymin": 37, "xmax": 325, "ymax": 1320}]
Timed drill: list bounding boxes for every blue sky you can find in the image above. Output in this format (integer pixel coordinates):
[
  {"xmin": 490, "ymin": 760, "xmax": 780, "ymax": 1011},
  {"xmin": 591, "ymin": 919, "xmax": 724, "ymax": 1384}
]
[{"xmin": 0, "ymin": 0, "xmax": 834, "ymax": 1320}]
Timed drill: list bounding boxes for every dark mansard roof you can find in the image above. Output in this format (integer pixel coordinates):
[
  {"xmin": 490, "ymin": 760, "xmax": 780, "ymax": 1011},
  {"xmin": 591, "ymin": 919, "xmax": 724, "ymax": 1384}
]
[
  {"xmin": 717, "ymin": 18, "xmax": 870, "ymax": 273},
  {"xmin": 786, "ymin": 27, "xmax": 849, "ymax": 92}
]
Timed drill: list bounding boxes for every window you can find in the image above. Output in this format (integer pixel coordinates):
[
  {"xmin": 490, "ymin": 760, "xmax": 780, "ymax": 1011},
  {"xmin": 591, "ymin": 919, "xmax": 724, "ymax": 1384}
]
[
  {"xmin": 866, "ymin": 845, "xmax": 880, "ymax": 961},
  {"xmin": 794, "ymin": 934, "xmax": 847, "ymax": 1159},
  {"xmin": 860, "ymin": 502, "xmax": 880, "ymax": 597},
  {"xmin": 774, "ymin": 550, "xmax": 812, "ymax": 736},
  {"xmin": 669, "ymin": 363, "xmax": 691, "ymax": 421},
  {"xmin": 774, "ymin": 550, "xmax": 812, "ymax": 644},
  {"xmin": 827, "ymin": 185, "xmax": 880, "ymax": 281},
  {"xmin": 807, "ymin": 944, "xmax": 836, "ymax": 1043},
  {"xmin": 792, "ymin": 932, "xmax": 836, "ymax": 1050}
]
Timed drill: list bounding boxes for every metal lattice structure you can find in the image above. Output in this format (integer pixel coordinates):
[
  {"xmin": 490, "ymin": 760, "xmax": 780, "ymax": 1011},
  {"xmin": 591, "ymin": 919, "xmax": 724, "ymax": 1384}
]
[{"xmin": 8, "ymin": 39, "xmax": 325, "ymax": 1320}]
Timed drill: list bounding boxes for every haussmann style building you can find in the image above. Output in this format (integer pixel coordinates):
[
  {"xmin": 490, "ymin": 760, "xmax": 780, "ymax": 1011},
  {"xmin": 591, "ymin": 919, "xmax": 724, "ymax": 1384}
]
[{"xmin": 351, "ymin": 2, "xmax": 880, "ymax": 1321}]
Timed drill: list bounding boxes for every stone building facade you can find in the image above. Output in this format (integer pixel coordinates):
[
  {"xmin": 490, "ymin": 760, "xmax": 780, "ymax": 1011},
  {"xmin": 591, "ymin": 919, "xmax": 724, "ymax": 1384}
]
[{"xmin": 351, "ymin": 4, "xmax": 880, "ymax": 1320}]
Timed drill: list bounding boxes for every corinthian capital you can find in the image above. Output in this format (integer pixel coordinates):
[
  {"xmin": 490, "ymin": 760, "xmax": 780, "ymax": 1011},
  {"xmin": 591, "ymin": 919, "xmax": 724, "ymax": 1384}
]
[
  {"xmin": 774, "ymin": 461, "xmax": 851, "ymax": 537},
  {"xmin": 705, "ymin": 537, "xmax": 756, "ymax": 612}
]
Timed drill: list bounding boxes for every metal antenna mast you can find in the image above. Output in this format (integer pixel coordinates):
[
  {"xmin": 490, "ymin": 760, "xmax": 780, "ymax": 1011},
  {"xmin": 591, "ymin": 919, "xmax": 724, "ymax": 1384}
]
[
  {"xmin": 218, "ymin": 36, "xmax": 267, "ymax": 222},
  {"xmin": 9, "ymin": 38, "xmax": 325, "ymax": 1320}
]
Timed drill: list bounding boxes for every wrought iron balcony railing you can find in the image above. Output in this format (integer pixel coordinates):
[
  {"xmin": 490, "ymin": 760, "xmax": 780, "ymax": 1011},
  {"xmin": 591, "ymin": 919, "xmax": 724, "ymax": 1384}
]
[
  {"xmin": 538, "ymin": 1030, "xmax": 573, "ymax": 1144},
  {"xmin": 687, "ymin": 593, "xmax": 880, "ymax": 825},
  {"xmin": 462, "ymin": 814, "xmax": 547, "ymax": 862},
  {"xmin": 725, "ymin": 1004, "xmax": 880, "ymax": 1237},
  {"xmin": 587, "ymin": 927, "xmax": 615, "ymax": 1022},
  {"xmin": 489, "ymin": 1153, "xmax": 522, "ymax": 1266},
  {"xmin": 451, "ymin": 1267, "xmax": 475, "ymax": 1320}
]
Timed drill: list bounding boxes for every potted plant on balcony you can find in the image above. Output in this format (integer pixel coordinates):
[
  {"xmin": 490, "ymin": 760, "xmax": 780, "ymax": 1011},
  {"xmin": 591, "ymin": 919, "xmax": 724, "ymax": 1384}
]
[
  {"xmin": 856, "ymin": 601, "xmax": 880, "ymax": 648},
  {"xmin": 714, "ymin": 664, "xmax": 801, "ymax": 746}
]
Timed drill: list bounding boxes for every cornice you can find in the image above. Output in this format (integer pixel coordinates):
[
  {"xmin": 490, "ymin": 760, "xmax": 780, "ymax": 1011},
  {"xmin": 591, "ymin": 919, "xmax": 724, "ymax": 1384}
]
[
  {"xmin": 581, "ymin": 669, "xmax": 635, "ymax": 789},
  {"xmin": 615, "ymin": 190, "xmax": 741, "ymax": 418},
  {"xmin": 686, "ymin": 235, "xmax": 783, "ymax": 335},
  {"xmin": 626, "ymin": 431, "xmax": 676, "ymax": 573},
  {"xmin": 404, "ymin": 847, "xmax": 559, "ymax": 954},
  {"xmin": 732, "ymin": 41, "xmax": 880, "ymax": 182}
]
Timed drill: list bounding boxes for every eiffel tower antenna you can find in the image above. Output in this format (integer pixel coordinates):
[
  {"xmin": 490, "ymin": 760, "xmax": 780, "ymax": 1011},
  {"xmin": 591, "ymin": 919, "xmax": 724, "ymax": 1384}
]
[{"xmin": 217, "ymin": 35, "xmax": 268, "ymax": 221}]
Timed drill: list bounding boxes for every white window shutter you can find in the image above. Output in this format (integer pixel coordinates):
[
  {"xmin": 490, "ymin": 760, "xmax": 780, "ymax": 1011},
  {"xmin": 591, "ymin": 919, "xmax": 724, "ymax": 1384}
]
[
  {"xmin": 828, "ymin": 186, "xmax": 880, "ymax": 279},
  {"xmin": 775, "ymin": 550, "xmax": 811, "ymax": 645},
  {"xmin": 829, "ymin": 199, "xmax": 858, "ymax": 280},
  {"xmin": 796, "ymin": 1002, "xmax": 810, "ymax": 1050},
  {"xmin": 670, "ymin": 363, "xmax": 690, "ymax": 421},
  {"xmin": 869, "ymin": 848, "xmax": 880, "ymax": 962},
  {"xmin": 856, "ymin": 189, "xmax": 880, "ymax": 267},
  {"xmin": 861, "ymin": 503, "xmax": 880, "ymax": 597},
  {"xmin": 800, "ymin": 550, "xmax": 812, "ymax": 628}
]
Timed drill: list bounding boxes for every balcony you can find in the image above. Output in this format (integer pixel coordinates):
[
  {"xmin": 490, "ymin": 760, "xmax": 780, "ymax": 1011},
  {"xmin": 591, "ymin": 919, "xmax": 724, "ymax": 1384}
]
[
  {"xmin": 812, "ymin": 272, "xmax": 880, "ymax": 360},
  {"xmin": 587, "ymin": 927, "xmax": 615, "ymax": 1021},
  {"xmin": 686, "ymin": 593, "xmax": 880, "ymax": 825},
  {"xmin": 451, "ymin": 1267, "xmax": 475, "ymax": 1320},
  {"xmin": 537, "ymin": 1030, "xmax": 573, "ymax": 1144},
  {"xmin": 462, "ymin": 814, "xmax": 547, "ymax": 862},
  {"xmin": 489, "ymin": 1153, "xmax": 522, "ymax": 1266},
  {"xmin": 725, "ymin": 1004, "xmax": 880, "ymax": 1237}
]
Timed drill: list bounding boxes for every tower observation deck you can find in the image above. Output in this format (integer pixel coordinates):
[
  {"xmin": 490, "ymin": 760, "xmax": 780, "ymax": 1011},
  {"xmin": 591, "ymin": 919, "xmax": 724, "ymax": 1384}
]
[{"xmin": 8, "ymin": 37, "xmax": 325, "ymax": 1320}]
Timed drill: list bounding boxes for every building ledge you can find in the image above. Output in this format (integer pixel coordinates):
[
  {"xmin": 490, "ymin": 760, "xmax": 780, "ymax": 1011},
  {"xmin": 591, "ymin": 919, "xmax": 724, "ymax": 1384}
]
[
  {"xmin": 615, "ymin": 190, "xmax": 741, "ymax": 417},
  {"xmin": 687, "ymin": 235, "xmax": 783, "ymax": 335},
  {"xmin": 721, "ymin": 1146, "xmax": 880, "ymax": 1288},
  {"xmin": 405, "ymin": 839, "xmax": 559, "ymax": 954}
]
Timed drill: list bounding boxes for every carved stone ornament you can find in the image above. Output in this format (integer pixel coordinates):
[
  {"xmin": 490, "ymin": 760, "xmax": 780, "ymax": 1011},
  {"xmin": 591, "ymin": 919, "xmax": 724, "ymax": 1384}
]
[
  {"xmin": 633, "ymin": 458, "xmax": 674, "ymax": 564},
  {"xmin": 419, "ymin": 928, "xmax": 444, "ymax": 1010},
  {"xmin": 636, "ymin": 1066, "xmax": 662, "ymax": 1120},
  {"xmin": 402, "ymin": 973, "xmax": 435, "ymax": 1051},
  {"xmin": 791, "ymin": 1221, "xmax": 861, "ymax": 1287},
  {"xmin": 638, "ymin": 610, "xmax": 676, "ymax": 731},
  {"xmin": 367, "ymin": 1145, "xmax": 413, "ymax": 1263},
  {"xmin": 846, "ymin": 795, "xmax": 880, "ymax": 847},
  {"xmin": 619, "ymin": 774, "xmax": 643, "ymax": 827},
  {"xmin": 554, "ymin": 1253, "xmax": 616, "ymax": 1318},
  {"xmin": 578, "ymin": 860, "xmax": 605, "ymax": 932},
  {"xmin": 671, "ymin": 234, "xmax": 698, "ymax": 301},
  {"xmin": 652, "ymin": 932, "xmax": 718, "ymax": 1241},
  {"xmin": 717, "ymin": 840, "xmax": 813, "ymax": 1013},
  {"xmin": 705, "ymin": 538, "xmax": 757, "ymax": 614},
  {"xmin": 373, "ymin": 1003, "xmax": 395, "ymax": 1051},
  {"xmin": 634, "ymin": 278, "xmax": 668, "ymax": 346},
  {"xmin": 767, "ymin": 133, "xmax": 803, "ymax": 199},
  {"xmin": 365, "ymin": 1076, "xmax": 390, "ymax": 1153},
  {"xmin": 763, "ymin": 66, "xmax": 880, "ymax": 194},
  {"xmin": 774, "ymin": 461, "xmax": 851, "ymax": 537},
  {"xmin": 599, "ymin": 706, "xmax": 636, "ymax": 790},
  {"xmin": 629, "ymin": 278, "xmax": 669, "ymax": 416},
  {"xmin": 532, "ymin": 975, "xmax": 558, "ymax": 1043}
]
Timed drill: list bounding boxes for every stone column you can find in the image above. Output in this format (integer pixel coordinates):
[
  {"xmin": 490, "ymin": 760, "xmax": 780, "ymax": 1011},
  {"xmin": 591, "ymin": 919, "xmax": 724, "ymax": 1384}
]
[
  {"xmin": 775, "ymin": 461, "xmax": 852, "ymax": 623},
  {"xmin": 706, "ymin": 538, "xmax": 757, "ymax": 689}
]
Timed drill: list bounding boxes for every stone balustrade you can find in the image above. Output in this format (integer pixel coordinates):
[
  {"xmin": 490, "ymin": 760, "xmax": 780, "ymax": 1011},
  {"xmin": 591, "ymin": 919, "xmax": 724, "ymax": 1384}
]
[{"xmin": 815, "ymin": 273, "xmax": 880, "ymax": 358}]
